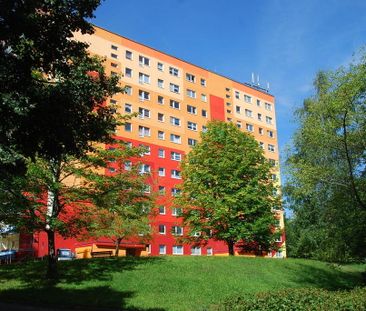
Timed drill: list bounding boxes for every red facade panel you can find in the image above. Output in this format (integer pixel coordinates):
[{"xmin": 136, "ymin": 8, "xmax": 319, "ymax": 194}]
[{"xmin": 209, "ymin": 95, "xmax": 225, "ymax": 121}]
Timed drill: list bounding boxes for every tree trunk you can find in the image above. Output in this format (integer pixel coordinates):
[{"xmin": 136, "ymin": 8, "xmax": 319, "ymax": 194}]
[
  {"xmin": 227, "ymin": 240, "xmax": 235, "ymax": 256},
  {"xmin": 46, "ymin": 229, "xmax": 58, "ymax": 279},
  {"xmin": 115, "ymin": 238, "xmax": 122, "ymax": 258}
]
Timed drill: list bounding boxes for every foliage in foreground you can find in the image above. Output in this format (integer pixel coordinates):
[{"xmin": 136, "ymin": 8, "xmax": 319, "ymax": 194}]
[
  {"xmin": 214, "ymin": 287, "xmax": 366, "ymax": 311},
  {"xmin": 285, "ymin": 51, "xmax": 366, "ymax": 262},
  {"xmin": 177, "ymin": 121, "xmax": 280, "ymax": 255}
]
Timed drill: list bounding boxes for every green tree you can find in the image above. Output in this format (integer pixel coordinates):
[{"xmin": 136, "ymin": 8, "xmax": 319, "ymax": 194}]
[
  {"xmin": 177, "ymin": 121, "xmax": 280, "ymax": 256},
  {"xmin": 285, "ymin": 53, "xmax": 366, "ymax": 262},
  {"xmin": 0, "ymin": 0, "xmax": 123, "ymax": 278},
  {"xmin": 75, "ymin": 143, "xmax": 154, "ymax": 258}
]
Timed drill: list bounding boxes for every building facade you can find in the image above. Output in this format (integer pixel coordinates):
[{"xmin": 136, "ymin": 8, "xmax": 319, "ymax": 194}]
[{"xmin": 71, "ymin": 26, "xmax": 285, "ymax": 258}]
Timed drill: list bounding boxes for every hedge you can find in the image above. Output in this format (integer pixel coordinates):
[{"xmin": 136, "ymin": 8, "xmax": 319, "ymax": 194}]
[{"xmin": 212, "ymin": 287, "xmax": 366, "ymax": 311}]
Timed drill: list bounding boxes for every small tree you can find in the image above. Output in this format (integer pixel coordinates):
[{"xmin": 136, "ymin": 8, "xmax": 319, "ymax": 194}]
[
  {"xmin": 75, "ymin": 143, "xmax": 153, "ymax": 257},
  {"xmin": 177, "ymin": 121, "xmax": 279, "ymax": 255}
]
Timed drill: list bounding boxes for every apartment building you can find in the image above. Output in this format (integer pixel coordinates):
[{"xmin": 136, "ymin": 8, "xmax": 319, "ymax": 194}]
[{"xmin": 71, "ymin": 26, "xmax": 286, "ymax": 258}]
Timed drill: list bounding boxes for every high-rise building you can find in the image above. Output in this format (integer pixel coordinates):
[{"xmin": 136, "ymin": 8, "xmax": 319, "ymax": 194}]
[{"xmin": 72, "ymin": 26, "xmax": 286, "ymax": 258}]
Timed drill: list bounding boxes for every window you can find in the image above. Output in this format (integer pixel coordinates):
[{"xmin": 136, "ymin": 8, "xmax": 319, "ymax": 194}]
[
  {"xmin": 269, "ymin": 159, "xmax": 276, "ymax": 167},
  {"xmin": 225, "ymin": 87, "xmax": 230, "ymax": 92},
  {"xmin": 257, "ymin": 113, "xmax": 262, "ymax": 121},
  {"xmin": 139, "ymin": 164, "xmax": 151, "ymax": 174},
  {"xmin": 139, "ymin": 55, "xmax": 150, "ymax": 66},
  {"xmin": 170, "ymin": 83, "xmax": 180, "ymax": 94},
  {"xmin": 158, "ymin": 167, "xmax": 166, "ymax": 177},
  {"xmin": 172, "ymin": 226, "xmax": 183, "ymax": 236},
  {"xmin": 202, "ymin": 109, "xmax": 207, "ymax": 117},
  {"xmin": 108, "ymin": 167, "xmax": 116, "ymax": 173},
  {"xmin": 259, "ymin": 142, "xmax": 264, "ymax": 149},
  {"xmin": 171, "ymin": 169, "xmax": 181, "ymax": 179},
  {"xmin": 157, "ymin": 113, "xmax": 165, "ymax": 122},
  {"xmin": 170, "ymin": 100, "xmax": 180, "ymax": 109},
  {"xmin": 139, "ymin": 144, "xmax": 151, "ymax": 155},
  {"xmin": 266, "ymin": 116, "xmax": 273, "ymax": 125},
  {"xmin": 125, "ymin": 50, "xmax": 132, "ymax": 60},
  {"xmin": 139, "ymin": 90, "xmax": 150, "ymax": 101},
  {"xmin": 157, "ymin": 62, "xmax": 164, "ymax": 71},
  {"xmin": 111, "ymin": 44, "xmax": 118, "ymax": 50},
  {"xmin": 111, "ymin": 62, "xmax": 118, "ymax": 68},
  {"xmin": 172, "ymin": 245, "xmax": 183, "ymax": 255},
  {"xmin": 169, "ymin": 66, "xmax": 179, "ymax": 77},
  {"xmin": 201, "ymin": 78, "xmax": 206, "ymax": 87},
  {"xmin": 172, "ymin": 207, "xmax": 182, "ymax": 216},
  {"xmin": 257, "ymin": 99, "xmax": 261, "ymax": 107},
  {"xmin": 158, "ymin": 79, "xmax": 164, "ymax": 88},
  {"xmin": 236, "ymin": 106, "xmax": 241, "ymax": 113},
  {"xmin": 206, "ymin": 247, "xmax": 213, "ymax": 256},
  {"xmin": 186, "ymin": 73, "xmax": 195, "ymax": 82},
  {"xmin": 171, "ymin": 188, "xmax": 181, "ymax": 196},
  {"xmin": 139, "ymin": 72, "xmax": 150, "ymax": 84},
  {"xmin": 158, "ymin": 96, "xmax": 164, "ymax": 105},
  {"xmin": 158, "ymin": 149, "xmax": 165, "ymax": 158},
  {"xmin": 138, "ymin": 107, "xmax": 150, "ymax": 119},
  {"xmin": 138, "ymin": 126, "xmax": 150, "ymax": 137},
  {"xmin": 259, "ymin": 127, "xmax": 264, "ymax": 135},
  {"xmin": 124, "ymin": 161, "xmax": 132, "ymax": 171},
  {"xmin": 125, "ymin": 86, "xmax": 132, "ymax": 95},
  {"xmin": 125, "ymin": 67, "xmax": 132, "ymax": 78},
  {"xmin": 245, "ymin": 109, "xmax": 253, "ymax": 117},
  {"xmin": 244, "ymin": 95, "xmax": 252, "ymax": 103},
  {"xmin": 201, "ymin": 94, "xmax": 207, "ymax": 102},
  {"xmin": 187, "ymin": 105, "xmax": 197, "ymax": 114},
  {"xmin": 187, "ymin": 121, "xmax": 197, "ymax": 131},
  {"xmin": 144, "ymin": 185, "xmax": 151, "ymax": 193},
  {"xmin": 265, "ymin": 103, "xmax": 272, "ymax": 111},
  {"xmin": 170, "ymin": 116, "xmax": 181, "ymax": 126},
  {"xmin": 246, "ymin": 124, "xmax": 254, "ymax": 132},
  {"xmin": 124, "ymin": 103, "xmax": 132, "ymax": 113},
  {"xmin": 271, "ymin": 174, "xmax": 277, "ymax": 181},
  {"xmin": 170, "ymin": 133, "xmax": 181, "ymax": 144},
  {"xmin": 158, "ymin": 186, "xmax": 166, "ymax": 195},
  {"xmin": 267, "ymin": 130, "xmax": 274, "ymax": 138},
  {"xmin": 111, "ymin": 53, "xmax": 118, "ymax": 59},
  {"xmin": 110, "ymin": 99, "xmax": 117, "ymax": 105},
  {"xmin": 188, "ymin": 138, "xmax": 197, "ymax": 146},
  {"xmin": 226, "ymin": 94, "xmax": 231, "ymax": 99},
  {"xmin": 171, "ymin": 151, "xmax": 182, "ymax": 161},
  {"xmin": 235, "ymin": 91, "xmax": 240, "ymax": 99},
  {"xmin": 202, "ymin": 125, "xmax": 207, "ymax": 132},
  {"xmin": 186, "ymin": 89, "xmax": 196, "ymax": 98},
  {"xmin": 236, "ymin": 121, "xmax": 242, "ymax": 129},
  {"xmin": 158, "ymin": 131, "xmax": 165, "ymax": 140},
  {"xmin": 159, "ymin": 245, "xmax": 166, "ymax": 255},
  {"xmin": 159, "ymin": 206, "xmax": 166, "ymax": 215},
  {"xmin": 191, "ymin": 247, "xmax": 201, "ymax": 256},
  {"xmin": 158, "ymin": 225, "xmax": 166, "ymax": 234},
  {"xmin": 268, "ymin": 144, "xmax": 275, "ymax": 152},
  {"xmin": 124, "ymin": 122, "xmax": 132, "ymax": 132}
]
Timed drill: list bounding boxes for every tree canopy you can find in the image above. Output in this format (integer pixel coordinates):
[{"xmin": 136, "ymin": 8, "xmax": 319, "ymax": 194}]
[
  {"xmin": 177, "ymin": 121, "xmax": 280, "ymax": 255},
  {"xmin": 285, "ymin": 52, "xmax": 366, "ymax": 262}
]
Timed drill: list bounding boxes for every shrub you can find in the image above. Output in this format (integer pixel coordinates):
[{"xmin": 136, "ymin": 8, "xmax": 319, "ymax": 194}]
[{"xmin": 213, "ymin": 287, "xmax": 366, "ymax": 311}]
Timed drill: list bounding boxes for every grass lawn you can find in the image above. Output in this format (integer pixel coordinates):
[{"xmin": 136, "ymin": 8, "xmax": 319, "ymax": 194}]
[{"xmin": 0, "ymin": 257, "xmax": 364, "ymax": 310}]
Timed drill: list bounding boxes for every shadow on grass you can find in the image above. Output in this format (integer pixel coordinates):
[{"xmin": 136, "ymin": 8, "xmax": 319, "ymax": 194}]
[
  {"xmin": 0, "ymin": 257, "xmax": 166, "ymax": 311},
  {"xmin": 285, "ymin": 261, "xmax": 365, "ymax": 290}
]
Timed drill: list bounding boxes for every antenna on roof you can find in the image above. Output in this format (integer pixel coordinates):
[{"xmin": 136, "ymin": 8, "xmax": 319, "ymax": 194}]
[
  {"xmin": 251, "ymin": 72, "xmax": 255, "ymax": 84},
  {"xmin": 257, "ymin": 74, "xmax": 260, "ymax": 86},
  {"xmin": 267, "ymin": 82, "xmax": 270, "ymax": 91}
]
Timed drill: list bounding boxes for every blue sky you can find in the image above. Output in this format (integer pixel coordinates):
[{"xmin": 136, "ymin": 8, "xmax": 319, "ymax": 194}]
[{"xmin": 93, "ymin": 0, "xmax": 366, "ymax": 166}]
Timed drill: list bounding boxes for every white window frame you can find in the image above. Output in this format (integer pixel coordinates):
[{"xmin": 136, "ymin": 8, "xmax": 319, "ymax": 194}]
[
  {"xmin": 172, "ymin": 245, "xmax": 184, "ymax": 255},
  {"xmin": 191, "ymin": 247, "xmax": 201, "ymax": 256},
  {"xmin": 159, "ymin": 206, "xmax": 166, "ymax": 215},
  {"xmin": 158, "ymin": 131, "xmax": 165, "ymax": 140},
  {"xmin": 170, "ymin": 133, "xmax": 181, "ymax": 144},
  {"xmin": 138, "ymin": 126, "xmax": 151, "ymax": 137},
  {"xmin": 138, "ymin": 107, "xmax": 150, "ymax": 119},
  {"xmin": 170, "ymin": 116, "xmax": 181, "ymax": 126},
  {"xmin": 171, "ymin": 169, "xmax": 181, "ymax": 179},
  {"xmin": 172, "ymin": 207, "xmax": 182, "ymax": 216},
  {"xmin": 139, "ymin": 55, "xmax": 150, "ymax": 66},
  {"xmin": 170, "ymin": 83, "xmax": 180, "ymax": 94},
  {"xmin": 158, "ymin": 167, "xmax": 166, "ymax": 177},
  {"xmin": 169, "ymin": 66, "xmax": 179, "ymax": 77},
  {"xmin": 159, "ymin": 245, "xmax": 166, "ymax": 255},
  {"xmin": 187, "ymin": 105, "xmax": 197, "ymax": 115},
  {"xmin": 158, "ymin": 79, "xmax": 164, "ymax": 88},
  {"xmin": 186, "ymin": 73, "xmax": 195, "ymax": 83},
  {"xmin": 171, "ymin": 151, "xmax": 182, "ymax": 161},
  {"xmin": 157, "ymin": 62, "xmax": 164, "ymax": 71},
  {"xmin": 139, "ymin": 90, "xmax": 150, "ymax": 101},
  {"xmin": 187, "ymin": 121, "xmax": 197, "ymax": 131},
  {"xmin": 245, "ymin": 109, "xmax": 253, "ymax": 117},
  {"xmin": 139, "ymin": 72, "xmax": 150, "ymax": 84},
  {"xmin": 158, "ymin": 149, "xmax": 165, "ymax": 158},
  {"xmin": 125, "ymin": 50, "xmax": 132, "ymax": 60},
  {"xmin": 172, "ymin": 226, "xmax": 183, "ymax": 236},
  {"xmin": 125, "ymin": 67, "xmax": 132, "ymax": 78},
  {"xmin": 158, "ymin": 225, "xmax": 166, "ymax": 235},
  {"xmin": 186, "ymin": 89, "xmax": 196, "ymax": 98},
  {"xmin": 170, "ymin": 100, "xmax": 180, "ymax": 110}
]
